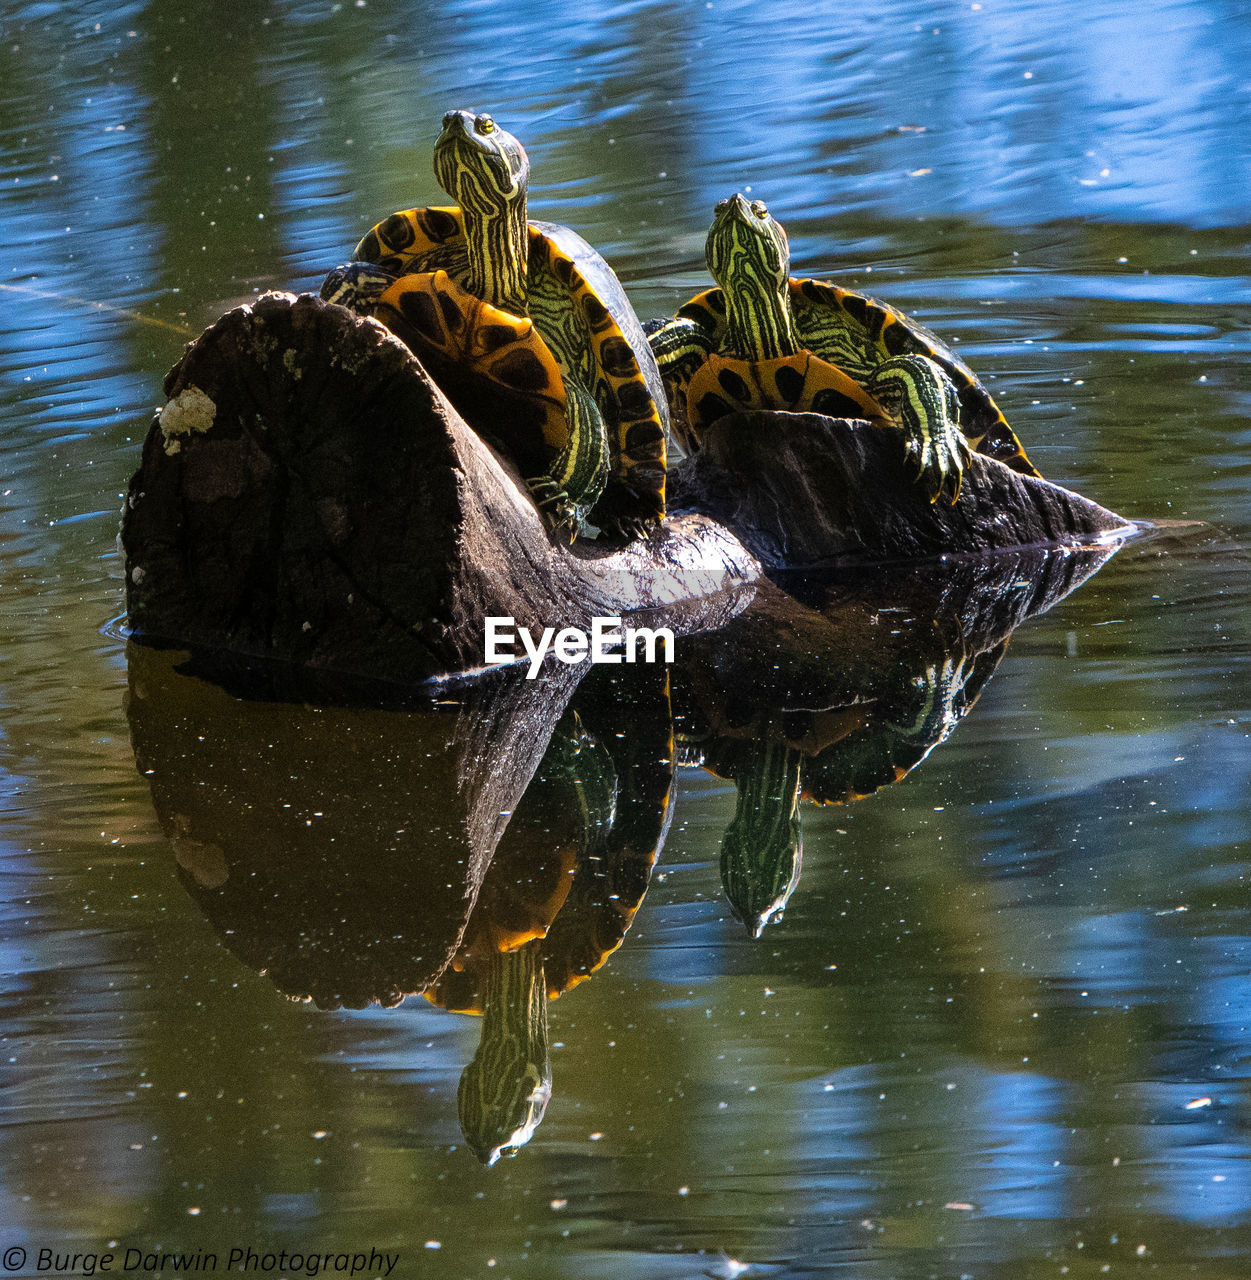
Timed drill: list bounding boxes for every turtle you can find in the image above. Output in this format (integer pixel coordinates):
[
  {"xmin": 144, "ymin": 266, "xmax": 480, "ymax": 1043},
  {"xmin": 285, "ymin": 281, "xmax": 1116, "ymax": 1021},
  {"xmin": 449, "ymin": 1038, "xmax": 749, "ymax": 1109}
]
[
  {"xmin": 429, "ymin": 666, "xmax": 674, "ymax": 1163},
  {"xmin": 645, "ymin": 192, "xmax": 1040, "ymax": 503},
  {"xmin": 320, "ymin": 110, "xmax": 669, "ymax": 539}
]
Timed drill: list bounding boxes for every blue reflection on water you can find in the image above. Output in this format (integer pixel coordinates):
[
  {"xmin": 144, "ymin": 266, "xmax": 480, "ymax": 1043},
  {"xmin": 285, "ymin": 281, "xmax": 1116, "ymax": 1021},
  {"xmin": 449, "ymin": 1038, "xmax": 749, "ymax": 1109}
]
[
  {"xmin": 485, "ymin": 0, "xmax": 1251, "ymax": 233},
  {"xmin": 966, "ymin": 1069, "xmax": 1071, "ymax": 1219},
  {"xmin": 1, "ymin": 0, "xmax": 1251, "ymax": 1267}
]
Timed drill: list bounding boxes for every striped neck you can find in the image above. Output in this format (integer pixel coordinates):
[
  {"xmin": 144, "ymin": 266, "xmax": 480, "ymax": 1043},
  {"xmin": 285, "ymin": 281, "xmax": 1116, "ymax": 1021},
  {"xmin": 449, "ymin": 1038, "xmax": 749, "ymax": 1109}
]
[
  {"xmin": 463, "ymin": 201, "xmax": 530, "ymax": 317},
  {"xmin": 705, "ymin": 196, "xmax": 801, "ymax": 362},
  {"xmin": 457, "ymin": 938, "xmax": 551, "ymax": 1165},
  {"xmin": 720, "ymin": 739, "xmax": 804, "ymax": 937},
  {"xmin": 723, "ymin": 276, "xmax": 801, "ymax": 361}
]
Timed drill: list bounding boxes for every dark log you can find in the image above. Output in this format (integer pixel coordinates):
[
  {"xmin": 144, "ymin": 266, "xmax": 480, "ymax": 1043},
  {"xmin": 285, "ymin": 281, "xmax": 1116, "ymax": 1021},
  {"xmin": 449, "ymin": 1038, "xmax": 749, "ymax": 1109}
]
[
  {"xmin": 122, "ymin": 292, "xmax": 757, "ymax": 682},
  {"xmin": 122, "ymin": 291, "xmax": 1132, "ymax": 679},
  {"xmin": 668, "ymin": 410, "xmax": 1133, "ymax": 568}
]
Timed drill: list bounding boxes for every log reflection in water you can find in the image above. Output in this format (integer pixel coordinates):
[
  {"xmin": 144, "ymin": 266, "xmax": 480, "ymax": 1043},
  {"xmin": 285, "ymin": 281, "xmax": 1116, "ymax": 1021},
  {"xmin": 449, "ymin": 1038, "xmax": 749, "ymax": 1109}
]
[{"xmin": 127, "ymin": 537, "xmax": 1119, "ymax": 1157}]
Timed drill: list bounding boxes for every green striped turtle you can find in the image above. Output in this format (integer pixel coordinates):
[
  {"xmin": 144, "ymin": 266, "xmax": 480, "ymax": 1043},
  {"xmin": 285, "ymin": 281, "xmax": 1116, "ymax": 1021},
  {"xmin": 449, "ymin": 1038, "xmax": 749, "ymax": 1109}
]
[
  {"xmin": 321, "ymin": 110, "xmax": 668, "ymax": 540},
  {"xmin": 646, "ymin": 193, "xmax": 1039, "ymax": 503}
]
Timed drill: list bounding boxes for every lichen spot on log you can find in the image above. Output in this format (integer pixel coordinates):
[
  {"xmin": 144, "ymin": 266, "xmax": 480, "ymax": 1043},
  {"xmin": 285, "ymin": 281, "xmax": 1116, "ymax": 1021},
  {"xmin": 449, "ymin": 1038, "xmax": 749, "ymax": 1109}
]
[{"xmin": 159, "ymin": 385, "xmax": 217, "ymax": 456}]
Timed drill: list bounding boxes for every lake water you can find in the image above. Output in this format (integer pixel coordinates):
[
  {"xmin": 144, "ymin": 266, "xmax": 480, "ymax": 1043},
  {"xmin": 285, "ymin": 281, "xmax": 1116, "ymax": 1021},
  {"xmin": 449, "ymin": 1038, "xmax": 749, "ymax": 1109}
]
[{"xmin": 2, "ymin": 0, "xmax": 1250, "ymax": 1276}]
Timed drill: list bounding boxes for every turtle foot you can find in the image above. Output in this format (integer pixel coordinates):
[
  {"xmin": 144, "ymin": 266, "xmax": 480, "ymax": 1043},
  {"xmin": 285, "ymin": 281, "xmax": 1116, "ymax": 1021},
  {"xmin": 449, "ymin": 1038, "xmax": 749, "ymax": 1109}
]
[
  {"xmin": 596, "ymin": 514, "xmax": 656, "ymax": 544},
  {"xmin": 904, "ymin": 422, "xmax": 973, "ymax": 506},
  {"xmin": 588, "ymin": 477, "xmax": 664, "ymax": 544},
  {"xmin": 524, "ymin": 477, "xmax": 581, "ymax": 543}
]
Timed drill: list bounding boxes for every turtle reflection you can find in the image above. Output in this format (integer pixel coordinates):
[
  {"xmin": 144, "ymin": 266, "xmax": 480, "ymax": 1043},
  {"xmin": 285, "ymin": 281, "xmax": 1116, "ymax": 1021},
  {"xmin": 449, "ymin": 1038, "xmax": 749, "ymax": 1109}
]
[
  {"xmin": 128, "ymin": 541, "xmax": 1117, "ymax": 1161},
  {"xmin": 434, "ymin": 673, "xmax": 673, "ymax": 1163},
  {"xmin": 429, "ymin": 711, "xmax": 614, "ymax": 1164},
  {"xmin": 675, "ymin": 547, "xmax": 1110, "ymax": 936},
  {"xmin": 688, "ymin": 644, "xmax": 1000, "ymax": 937}
]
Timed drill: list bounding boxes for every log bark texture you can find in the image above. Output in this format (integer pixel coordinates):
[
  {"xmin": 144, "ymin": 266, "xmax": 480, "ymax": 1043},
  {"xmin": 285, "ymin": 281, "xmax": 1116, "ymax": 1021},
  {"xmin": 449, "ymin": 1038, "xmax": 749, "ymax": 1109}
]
[{"xmin": 669, "ymin": 410, "xmax": 1132, "ymax": 568}]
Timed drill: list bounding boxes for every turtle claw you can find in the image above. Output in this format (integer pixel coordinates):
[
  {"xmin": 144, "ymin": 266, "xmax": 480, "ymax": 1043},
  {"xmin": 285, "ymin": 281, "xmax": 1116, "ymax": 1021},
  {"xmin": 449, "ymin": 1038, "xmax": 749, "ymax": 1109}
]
[
  {"xmin": 903, "ymin": 423, "xmax": 970, "ymax": 506},
  {"xmin": 597, "ymin": 513, "xmax": 654, "ymax": 543},
  {"xmin": 524, "ymin": 476, "xmax": 581, "ymax": 540},
  {"xmin": 587, "ymin": 476, "xmax": 663, "ymax": 544}
]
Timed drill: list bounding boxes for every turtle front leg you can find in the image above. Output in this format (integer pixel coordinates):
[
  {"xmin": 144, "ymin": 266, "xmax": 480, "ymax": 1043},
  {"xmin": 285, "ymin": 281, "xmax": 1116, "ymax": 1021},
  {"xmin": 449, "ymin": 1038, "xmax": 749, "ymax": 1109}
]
[
  {"xmin": 644, "ymin": 314, "xmax": 714, "ymax": 373},
  {"xmin": 644, "ymin": 316, "xmax": 715, "ymax": 454},
  {"xmin": 526, "ymin": 379, "xmax": 610, "ymax": 543},
  {"xmin": 866, "ymin": 354, "xmax": 973, "ymax": 504},
  {"xmin": 318, "ymin": 261, "xmax": 401, "ymax": 314}
]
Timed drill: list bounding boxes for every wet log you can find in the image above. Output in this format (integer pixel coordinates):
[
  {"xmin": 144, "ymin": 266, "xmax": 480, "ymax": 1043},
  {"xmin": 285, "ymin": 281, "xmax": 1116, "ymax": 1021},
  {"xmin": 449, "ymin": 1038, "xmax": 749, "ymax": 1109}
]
[{"xmin": 122, "ymin": 291, "xmax": 1131, "ymax": 679}]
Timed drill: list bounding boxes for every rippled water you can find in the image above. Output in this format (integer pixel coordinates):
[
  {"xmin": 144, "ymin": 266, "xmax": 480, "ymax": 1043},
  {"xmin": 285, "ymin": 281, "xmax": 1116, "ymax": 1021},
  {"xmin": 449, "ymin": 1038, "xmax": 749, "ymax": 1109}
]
[{"xmin": 3, "ymin": 0, "xmax": 1250, "ymax": 1276}]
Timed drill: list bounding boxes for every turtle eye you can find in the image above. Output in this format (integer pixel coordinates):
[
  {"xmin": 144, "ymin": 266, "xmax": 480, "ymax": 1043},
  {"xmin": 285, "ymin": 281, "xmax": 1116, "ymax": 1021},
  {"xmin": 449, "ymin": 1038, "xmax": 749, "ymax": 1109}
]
[
  {"xmin": 475, "ymin": 114, "xmax": 496, "ymax": 135},
  {"xmin": 751, "ymin": 201, "xmax": 768, "ymax": 218},
  {"xmin": 714, "ymin": 198, "xmax": 730, "ymax": 215}
]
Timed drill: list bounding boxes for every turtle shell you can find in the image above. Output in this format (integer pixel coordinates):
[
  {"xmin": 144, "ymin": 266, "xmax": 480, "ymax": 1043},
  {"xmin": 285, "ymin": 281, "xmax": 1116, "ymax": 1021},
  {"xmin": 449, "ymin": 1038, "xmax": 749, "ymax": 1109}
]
[
  {"xmin": 352, "ymin": 203, "xmax": 468, "ymax": 278},
  {"xmin": 350, "ymin": 206, "xmax": 669, "ymax": 530},
  {"xmin": 528, "ymin": 220, "xmax": 669, "ymax": 527},
  {"xmin": 681, "ymin": 348, "xmax": 889, "ymax": 442},
  {"xmin": 372, "ymin": 269, "xmax": 571, "ymax": 452},
  {"xmin": 676, "ymin": 280, "xmax": 1039, "ymax": 477},
  {"xmin": 429, "ymin": 711, "xmax": 609, "ymax": 1014}
]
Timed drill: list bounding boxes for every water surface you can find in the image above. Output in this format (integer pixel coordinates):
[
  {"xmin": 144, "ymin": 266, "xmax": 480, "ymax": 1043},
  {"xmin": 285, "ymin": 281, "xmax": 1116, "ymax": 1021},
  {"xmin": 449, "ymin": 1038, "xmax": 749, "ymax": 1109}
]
[{"xmin": 2, "ymin": 1, "xmax": 1250, "ymax": 1276}]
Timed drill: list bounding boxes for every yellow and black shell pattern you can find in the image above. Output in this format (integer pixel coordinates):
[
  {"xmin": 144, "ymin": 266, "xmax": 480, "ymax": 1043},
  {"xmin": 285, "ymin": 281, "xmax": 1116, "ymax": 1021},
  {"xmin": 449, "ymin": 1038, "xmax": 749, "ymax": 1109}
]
[
  {"xmin": 352, "ymin": 203, "xmax": 468, "ymax": 278},
  {"xmin": 677, "ymin": 280, "xmax": 1040, "ymax": 477},
  {"xmin": 350, "ymin": 205, "xmax": 670, "ymax": 526},
  {"xmin": 678, "ymin": 348, "xmax": 891, "ymax": 448}
]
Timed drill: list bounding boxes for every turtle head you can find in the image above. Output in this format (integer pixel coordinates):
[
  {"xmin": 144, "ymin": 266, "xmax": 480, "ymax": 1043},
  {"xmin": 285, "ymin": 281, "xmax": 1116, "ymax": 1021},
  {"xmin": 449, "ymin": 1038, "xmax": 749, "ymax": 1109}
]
[
  {"xmin": 458, "ymin": 1052, "xmax": 552, "ymax": 1167},
  {"xmin": 705, "ymin": 194, "xmax": 798, "ymax": 361},
  {"xmin": 719, "ymin": 740, "xmax": 805, "ymax": 938},
  {"xmin": 433, "ymin": 109, "xmax": 530, "ymax": 220},
  {"xmin": 720, "ymin": 805, "xmax": 803, "ymax": 938},
  {"xmin": 456, "ymin": 939, "xmax": 553, "ymax": 1166},
  {"xmin": 434, "ymin": 109, "xmax": 531, "ymax": 313},
  {"xmin": 705, "ymin": 193, "xmax": 791, "ymax": 297}
]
